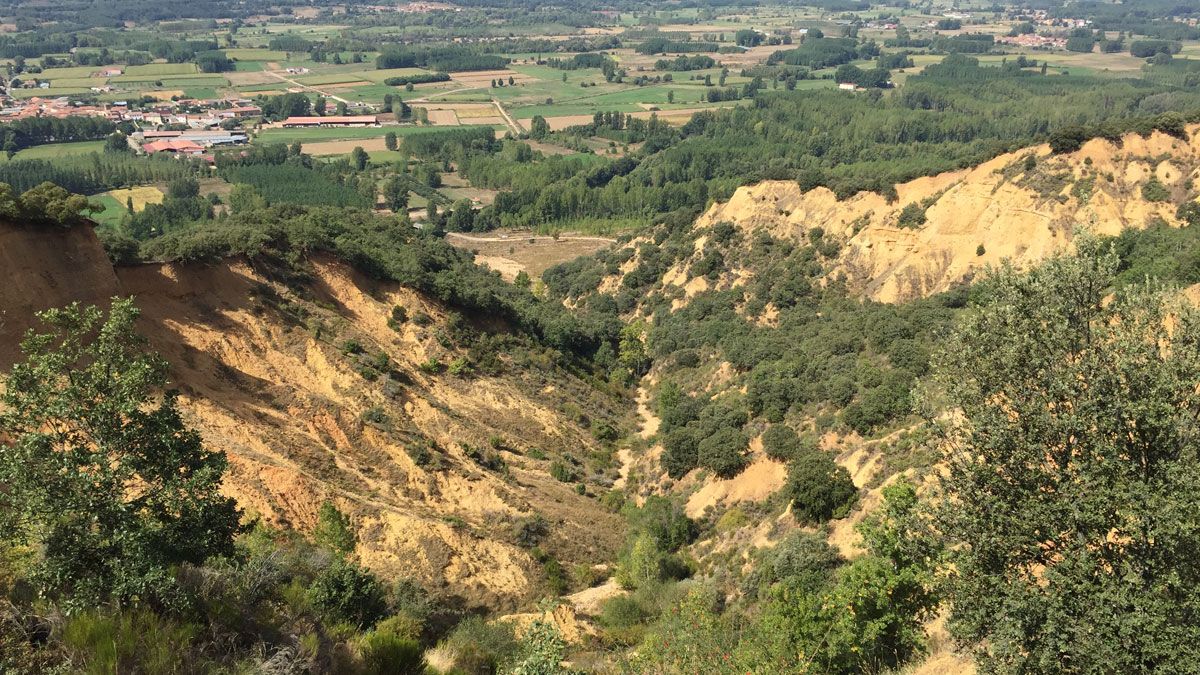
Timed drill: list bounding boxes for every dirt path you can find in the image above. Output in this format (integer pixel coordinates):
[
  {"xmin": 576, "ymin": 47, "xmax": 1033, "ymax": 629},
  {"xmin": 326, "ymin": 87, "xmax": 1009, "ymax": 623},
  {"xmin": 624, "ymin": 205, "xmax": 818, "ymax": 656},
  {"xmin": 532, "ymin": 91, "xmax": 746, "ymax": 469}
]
[
  {"xmin": 264, "ymin": 70, "xmax": 353, "ymax": 105},
  {"xmin": 615, "ymin": 382, "xmax": 659, "ymax": 491},
  {"xmin": 492, "ymin": 98, "xmax": 523, "ymax": 135}
]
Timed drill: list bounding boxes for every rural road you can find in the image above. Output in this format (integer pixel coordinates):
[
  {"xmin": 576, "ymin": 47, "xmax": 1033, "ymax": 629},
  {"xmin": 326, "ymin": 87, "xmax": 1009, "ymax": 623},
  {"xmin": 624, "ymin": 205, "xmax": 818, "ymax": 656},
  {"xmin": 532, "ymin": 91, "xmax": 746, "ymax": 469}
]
[
  {"xmin": 265, "ymin": 70, "xmax": 353, "ymax": 106},
  {"xmin": 492, "ymin": 98, "xmax": 523, "ymax": 135}
]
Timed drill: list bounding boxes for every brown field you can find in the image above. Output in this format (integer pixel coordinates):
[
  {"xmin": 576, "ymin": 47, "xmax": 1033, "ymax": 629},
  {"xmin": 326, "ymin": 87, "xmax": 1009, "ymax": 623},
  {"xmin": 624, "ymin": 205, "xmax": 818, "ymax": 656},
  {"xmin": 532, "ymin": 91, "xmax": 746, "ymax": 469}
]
[
  {"xmin": 442, "ymin": 185, "xmax": 499, "ymax": 206},
  {"xmin": 226, "ymin": 71, "xmax": 281, "ymax": 86},
  {"xmin": 301, "ymin": 137, "xmax": 389, "ymax": 155},
  {"xmin": 105, "ymin": 185, "xmax": 163, "ymax": 211},
  {"xmin": 530, "ymin": 106, "xmax": 724, "ymax": 131},
  {"xmin": 449, "ymin": 69, "xmax": 538, "ymax": 85},
  {"xmin": 446, "ymin": 231, "xmax": 615, "ymax": 282},
  {"xmin": 424, "ymin": 109, "xmax": 459, "ymax": 125},
  {"xmin": 143, "ymin": 90, "xmax": 185, "ymax": 101},
  {"xmin": 323, "ymin": 81, "xmax": 373, "ymax": 90},
  {"xmin": 414, "ymin": 102, "xmax": 506, "ymax": 126},
  {"xmin": 525, "ymin": 140, "xmax": 578, "ymax": 156},
  {"xmin": 455, "ymin": 106, "xmax": 503, "ymax": 119}
]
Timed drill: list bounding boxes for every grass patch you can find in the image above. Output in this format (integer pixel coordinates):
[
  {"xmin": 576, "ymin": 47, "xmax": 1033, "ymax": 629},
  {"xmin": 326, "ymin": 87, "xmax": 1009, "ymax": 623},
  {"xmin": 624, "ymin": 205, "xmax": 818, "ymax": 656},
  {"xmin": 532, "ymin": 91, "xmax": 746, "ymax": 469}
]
[
  {"xmin": 0, "ymin": 140, "xmax": 106, "ymax": 162},
  {"xmin": 89, "ymin": 194, "xmax": 126, "ymax": 226},
  {"xmin": 256, "ymin": 124, "xmax": 497, "ymax": 145},
  {"xmin": 361, "ymin": 67, "xmax": 434, "ymax": 83},
  {"xmin": 225, "ymin": 48, "xmax": 288, "ymax": 61},
  {"xmin": 124, "ymin": 63, "xmax": 198, "ymax": 77},
  {"xmin": 38, "ymin": 65, "xmax": 101, "ymax": 80},
  {"xmin": 294, "ymin": 73, "xmax": 371, "ymax": 86}
]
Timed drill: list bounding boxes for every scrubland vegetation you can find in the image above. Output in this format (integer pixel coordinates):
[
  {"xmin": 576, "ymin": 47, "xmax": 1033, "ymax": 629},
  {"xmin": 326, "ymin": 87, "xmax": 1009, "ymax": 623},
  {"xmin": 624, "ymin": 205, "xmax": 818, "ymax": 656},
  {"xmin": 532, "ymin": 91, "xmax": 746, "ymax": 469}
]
[{"xmin": 5, "ymin": 0, "xmax": 1200, "ymax": 671}]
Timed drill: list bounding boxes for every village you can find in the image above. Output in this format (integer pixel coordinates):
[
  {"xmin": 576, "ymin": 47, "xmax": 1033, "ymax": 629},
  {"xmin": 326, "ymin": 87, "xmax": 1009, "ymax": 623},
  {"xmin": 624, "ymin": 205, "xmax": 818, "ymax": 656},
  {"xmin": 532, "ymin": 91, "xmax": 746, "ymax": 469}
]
[{"xmin": 0, "ymin": 93, "xmax": 388, "ymax": 161}]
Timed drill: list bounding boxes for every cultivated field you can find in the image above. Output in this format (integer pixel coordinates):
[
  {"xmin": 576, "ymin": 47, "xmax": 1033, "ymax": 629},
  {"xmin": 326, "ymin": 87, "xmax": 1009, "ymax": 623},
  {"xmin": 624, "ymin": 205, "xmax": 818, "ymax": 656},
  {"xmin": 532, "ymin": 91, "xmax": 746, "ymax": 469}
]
[{"xmin": 446, "ymin": 231, "xmax": 615, "ymax": 282}]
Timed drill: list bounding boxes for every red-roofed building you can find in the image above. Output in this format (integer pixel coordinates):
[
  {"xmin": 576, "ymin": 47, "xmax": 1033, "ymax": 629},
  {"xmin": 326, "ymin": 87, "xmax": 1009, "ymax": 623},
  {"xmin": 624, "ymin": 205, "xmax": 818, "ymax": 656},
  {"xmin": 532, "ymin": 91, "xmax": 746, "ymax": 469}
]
[
  {"xmin": 142, "ymin": 139, "xmax": 205, "ymax": 155},
  {"xmin": 280, "ymin": 115, "xmax": 379, "ymax": 128},
  {"xmin": 219, "ymin": 106, "xmax": 262, "ymax": 119}
]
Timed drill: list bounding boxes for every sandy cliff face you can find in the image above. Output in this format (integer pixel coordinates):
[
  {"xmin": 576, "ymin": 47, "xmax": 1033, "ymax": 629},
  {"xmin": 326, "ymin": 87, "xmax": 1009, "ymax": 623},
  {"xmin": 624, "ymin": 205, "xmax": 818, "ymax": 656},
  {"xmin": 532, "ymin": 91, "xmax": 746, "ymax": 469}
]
[
  {"xmin": 0, "ymin": 222, "xmax": 119, "ymax": 364},
  {"xmin": 690, "ymin": 126, "xmax": 1200, "ymax": 303},
  {"xmin": 0, "ymin": 227, "xmax": 625, "ymax": 609}
]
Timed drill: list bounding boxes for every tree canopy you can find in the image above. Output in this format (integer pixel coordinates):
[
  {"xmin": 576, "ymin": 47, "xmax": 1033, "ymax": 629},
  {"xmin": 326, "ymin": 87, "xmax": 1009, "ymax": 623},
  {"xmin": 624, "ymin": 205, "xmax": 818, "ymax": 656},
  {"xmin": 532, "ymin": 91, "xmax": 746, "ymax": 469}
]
[
  {"xmin": 929, "ymin": 239, "xmax": 1200, "ymax": 673},
  {"xmin": 0, "ymin": 298, "xmax": 242, "ymax": 607}
]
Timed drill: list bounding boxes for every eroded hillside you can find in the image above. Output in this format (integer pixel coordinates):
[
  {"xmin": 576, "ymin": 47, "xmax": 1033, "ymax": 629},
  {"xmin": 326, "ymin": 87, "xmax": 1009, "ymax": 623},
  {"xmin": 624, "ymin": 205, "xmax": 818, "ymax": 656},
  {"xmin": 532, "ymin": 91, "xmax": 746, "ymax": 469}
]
[
  {"xmin": 532, "ymin": 124, "xmax": 1200, "ymax": 672},
  {"xmin": 636, "ymin": 125, "xmax": 1200, "ymax": 305},
  {"xmin": 0, "ymin": 222, "xmax": 628, "ymax": 612}
]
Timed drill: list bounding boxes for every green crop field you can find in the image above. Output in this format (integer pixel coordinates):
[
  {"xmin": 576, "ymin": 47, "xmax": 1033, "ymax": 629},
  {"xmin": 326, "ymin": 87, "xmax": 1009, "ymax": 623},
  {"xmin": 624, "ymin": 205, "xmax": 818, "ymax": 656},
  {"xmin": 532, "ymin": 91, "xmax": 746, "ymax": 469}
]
[
  {"xmin": 124, "ymin": 63, "xmax": 199, "ymax": 76},
  {"xmin": 0, "ymin": 140, "xmax": 106, "ymax": 162},
  {"xmin": 41, "ymin": 77, "xmax": 103, "ymax": 88},
  {"xmin": 184, "ymin": 87, "xmax": 221, "ymax": 99},
  {"xmin": 111, "ymin": 74, "xmax": 229, "ymax": 85},
  {"xmin": 294, "ymin": 72, "xmax": 373, "ymax": 86},
  {"xmin": 256, "ymin": 124, "xmax": 499, "ymax": 145},
  {"xmin": 225, "ymin": 48, "xmax": 288, "ymax": 61},
  {"xmin": 361, "ymin": 67, "xmax": 433, "ymax": 83},
  {"xmin": 234, "ymin": 83, "xmax": 292, "ymax": 93},
  {"xmin": 89, "ymin": 194, "xmax": 126, "ymax": 226},
  {"xmin": 10, "ymin": 87, "xmax": 93, "ymax": 99},
  {"xmin": 38, "ymin": 66, "xmax": 103, "ymax": 80}
]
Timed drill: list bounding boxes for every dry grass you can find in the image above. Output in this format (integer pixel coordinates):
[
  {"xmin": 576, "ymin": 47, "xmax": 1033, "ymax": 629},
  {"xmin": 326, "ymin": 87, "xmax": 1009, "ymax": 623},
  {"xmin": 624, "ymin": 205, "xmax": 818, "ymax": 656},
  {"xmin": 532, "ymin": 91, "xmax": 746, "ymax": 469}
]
[
  {"xmin": 105, "ymin": 186, "xmax": 164, "ymax": 212},
  {"xmin": 446, "ymin": 231, "xmax": 614, "ymax": 281}
]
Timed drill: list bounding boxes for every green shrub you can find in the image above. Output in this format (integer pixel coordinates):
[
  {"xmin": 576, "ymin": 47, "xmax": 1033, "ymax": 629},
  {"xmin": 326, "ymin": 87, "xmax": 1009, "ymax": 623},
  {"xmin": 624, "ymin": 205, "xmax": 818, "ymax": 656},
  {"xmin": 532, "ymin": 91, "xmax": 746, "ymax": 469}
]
[
  {"xmin": 418, "ymin": 358, "xmax": 444, "ymax": 374},
  {"xmin": 357, "ymin": 630, "xmax": 424, "ymax": 675},
  {"xmin": 599, "ymin": 594, "xmax": 654, "ymax": 645},
  {"xmin": 361, "ymin": 406, "xmax": 389, "ymax": 426},
  {"xmin": 743, "ymin": 530, "xmax": 843, "ymax": 598},
  {"xmin": 549, "ymin": 460, "xmax": 578, "ymax": 483},
  {"xmin": 341, "ymin": 339, "xmax": 365, "ymax": 355},
  {"xmin": 448, "ymin": 356, "xmax": 473, "ymax": 377},
  {"xmin": 512, "ymin": 515, "xmax": 549, "ymax": 548},
  {"xmin": 1142, "ymin": 178, "xmax": 1171, "ymax": 202},
  {"xmin": 761, "ymin": 425, "xmax": 816, "ymax": 462},
  {"xmin": 438, "ymin": 616, "xmax": 519, "ymax": 675},
  {"xmin": 307, "ymin": 560, "xmax": 389, "ymax": 629},
  {"xmin": 897, "ymin": 203, "xmax": 927, "ymax": 228},
  {"xmin": 697, "ymin": 427, "xmax": 748, "ymax": 478},
  {"xmin": 313, "ymin": 500, "xmax": 356, "ymax": 556},
  {"xmin": 785, "ymin": 451, "xmax": 858, "ymax": 524},
  {"xmin": 539, "ymin": 552, "xmax": 569, "ymax": 596},
  {"xmin": 60, "ymin": 609, "xmax": 202, "ymax": 675},
  {"xmin": 715, "ymin": 506, "xmax": 749, "ymax": 532},
  {"xmin": 1177, "ymin": 200, "xmax": 1200, "ymax": 226}
]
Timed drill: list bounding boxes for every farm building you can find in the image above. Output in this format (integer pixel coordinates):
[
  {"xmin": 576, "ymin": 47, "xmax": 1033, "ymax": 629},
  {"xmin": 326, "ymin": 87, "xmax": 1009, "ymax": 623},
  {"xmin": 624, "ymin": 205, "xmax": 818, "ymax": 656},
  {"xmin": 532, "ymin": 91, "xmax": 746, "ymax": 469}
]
[{"xmin": 142, "ymin": 139, "xmax": 205, "ymax": 155}]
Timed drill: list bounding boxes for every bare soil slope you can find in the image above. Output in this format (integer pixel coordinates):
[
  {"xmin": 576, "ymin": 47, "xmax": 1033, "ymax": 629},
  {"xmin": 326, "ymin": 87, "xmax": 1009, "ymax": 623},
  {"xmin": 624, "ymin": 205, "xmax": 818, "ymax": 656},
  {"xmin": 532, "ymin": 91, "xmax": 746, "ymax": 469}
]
[
  {"xmin": 0, "ymin": 225, "xmax": 626, "ymax": 610},
  {"xmin": 689, "ymin": 126, "xmax": 1200, "ymax": 303}
]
